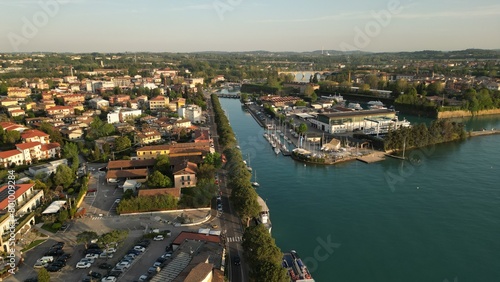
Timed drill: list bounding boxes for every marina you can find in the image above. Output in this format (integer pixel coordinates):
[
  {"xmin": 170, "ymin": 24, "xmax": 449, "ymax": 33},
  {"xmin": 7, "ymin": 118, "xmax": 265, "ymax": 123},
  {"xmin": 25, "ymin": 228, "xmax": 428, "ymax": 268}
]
[{"xmin": 220, "ymin": 98, "xmax": 500, "ymax": 282}]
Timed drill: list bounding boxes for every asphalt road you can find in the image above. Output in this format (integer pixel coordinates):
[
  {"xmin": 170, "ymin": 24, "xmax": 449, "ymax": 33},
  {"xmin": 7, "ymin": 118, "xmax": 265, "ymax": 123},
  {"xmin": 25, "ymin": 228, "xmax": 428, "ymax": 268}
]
[{"xmin": 206, "ymin": 92, "xmax": 249, "ymax": 282}]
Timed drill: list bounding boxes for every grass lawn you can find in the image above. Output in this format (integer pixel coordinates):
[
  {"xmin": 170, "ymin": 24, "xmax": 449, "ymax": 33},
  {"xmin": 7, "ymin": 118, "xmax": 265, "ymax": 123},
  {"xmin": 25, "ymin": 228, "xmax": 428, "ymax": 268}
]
[
  {"xmin": 21, "ymin": 239, "xmax": 47, "ymax": 252},
  {"xmin": 41, "ymin": 223, "xmax": 59, "ymax": 233}
]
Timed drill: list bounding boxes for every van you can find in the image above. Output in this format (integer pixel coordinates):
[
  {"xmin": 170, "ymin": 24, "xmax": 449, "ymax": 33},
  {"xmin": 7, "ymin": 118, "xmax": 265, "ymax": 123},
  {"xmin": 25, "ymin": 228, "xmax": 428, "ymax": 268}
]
[{"xmin": 39, "ymin": 256, "xmax": 54, "ymax": 263}]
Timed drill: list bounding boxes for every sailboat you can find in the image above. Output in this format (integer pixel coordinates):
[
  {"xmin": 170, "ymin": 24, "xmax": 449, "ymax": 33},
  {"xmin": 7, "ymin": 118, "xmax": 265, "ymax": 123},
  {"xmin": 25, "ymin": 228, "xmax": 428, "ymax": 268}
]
[
  {"xmin": 246, "ymin": 154, "xmax": 253, "ymax": 172},
  {"xmin": 274, "ymin": 146, "xmax": 281, "ymax": 155},
  {"xmin": 251, "ymin": 171, "xmax": 260, "ymax": 187}
]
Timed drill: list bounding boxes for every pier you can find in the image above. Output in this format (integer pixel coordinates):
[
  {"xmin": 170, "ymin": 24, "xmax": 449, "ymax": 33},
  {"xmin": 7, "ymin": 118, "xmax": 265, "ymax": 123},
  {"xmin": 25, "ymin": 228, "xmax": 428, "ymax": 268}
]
[{"xmin": 469, "ymin": 129, "xmax": 500, "ymax": 137}]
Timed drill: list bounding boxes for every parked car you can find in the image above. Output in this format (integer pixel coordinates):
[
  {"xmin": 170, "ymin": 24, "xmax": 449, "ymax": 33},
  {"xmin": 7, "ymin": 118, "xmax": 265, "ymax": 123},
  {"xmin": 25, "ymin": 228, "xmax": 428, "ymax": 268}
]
[
  {"xmin": 106, "ymin": 248, "xmax": 117, "ymax": 254},
  {"xmin": 138, "ymin": 274, "xmax": 149, "ymax": 282},
  {"xmin": 100, "ymin": 277, "xmax": 117, "ymax": 282},
  {"xmin": 85, "ymin": 248, "xmax": 103, "ymax": 255},
  {"xmin": 133, "ymin": 246, "xmax": 146, "ymax": 252},
  {"xmin": 153, "ymin": 235, "xmax": 164, "ymax": 241},
  {"xmin": 59, "ymin": 253, "xmax": 71, "ymax": 261},
  {"xmin": 51, "ymin": 261, "xmax": 66, "ymax": 267},
  {"xmin": 44, "ymin": 249, "xmax": 64, "ymax": 256},
  {"xmin": 34, "ymin": 261, "xmax": 48, "ymax": 269},
  {"xmin": 89, "ymin": 271, "xmax": 103, "ymax": 279},
  {"xmin": 137, "ymin": 239, "xmax": 150, "ymax": 246},
  {"xmin": 45, "ymin": 265, "xmax": 62, "ymax": 272},
  {"xmin": 76, "ymin": 262, "xmax": 92, "ymax": 269},
  {"xmin": 85, "ymin": 253, "xmax": 99, "ymax": 259},
  {"xmin": 52, "ymin": 242, "xmax": 65, "ymax": 248},
  {"xmin": 115, "ymin": 261, "xmax": 130, "ymax": 269},
  {"xmin": 88, "ymin": 243, "xmax": 100, "ymax": 249},
  {"xmin": 153, "ymin": 262, "xmax": 162, "ymax": 268},
  {"xmin": 24, "ymin": 277, "xmax": 38, "ymax": 282},
  {"xmin": 80, "ymin": 258, "xmax": 95, "ymax": 264},
  {"xmin": 98, "ymin": 263, "xmax": 113, "ymax": 270},
  {"xmin": 147, "ymin": 266, "xmax": 160, "ymax": 274},
  {"xmin": 127, "ymin": 249, "xmax": 141, "ymax": 256}
]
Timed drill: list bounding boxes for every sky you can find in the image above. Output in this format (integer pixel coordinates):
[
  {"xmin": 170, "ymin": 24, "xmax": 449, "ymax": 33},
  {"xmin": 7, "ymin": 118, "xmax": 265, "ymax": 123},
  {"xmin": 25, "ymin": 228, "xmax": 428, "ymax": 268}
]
[{"xmin": 1, "ymin": 0, "xmax": 500, "ymax": 53}]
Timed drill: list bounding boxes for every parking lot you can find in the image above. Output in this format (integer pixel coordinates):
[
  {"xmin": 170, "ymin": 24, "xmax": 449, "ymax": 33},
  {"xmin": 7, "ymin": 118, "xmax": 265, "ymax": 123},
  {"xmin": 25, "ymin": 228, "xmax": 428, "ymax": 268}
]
[{"xmin": 82, "ymin": 169, "xmax": 123, "ymax": 217}]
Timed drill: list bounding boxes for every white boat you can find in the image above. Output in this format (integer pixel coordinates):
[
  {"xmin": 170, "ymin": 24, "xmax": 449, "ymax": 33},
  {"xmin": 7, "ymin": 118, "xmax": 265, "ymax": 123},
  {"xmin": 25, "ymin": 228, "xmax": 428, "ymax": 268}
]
[
  {"xmin": 251, "ymin": 171, "xmax": 260, "ymax": 187},
  {"xmin": 347, "ymin": 102, "xmax": 363, "ymax": 110},
  {"xmin": 368, "ymin": 100, "xmax": 384, "ymax": 106},
  {"xmin": 274, "ymin": 147, "xmax": 281, "ymax": 155}
]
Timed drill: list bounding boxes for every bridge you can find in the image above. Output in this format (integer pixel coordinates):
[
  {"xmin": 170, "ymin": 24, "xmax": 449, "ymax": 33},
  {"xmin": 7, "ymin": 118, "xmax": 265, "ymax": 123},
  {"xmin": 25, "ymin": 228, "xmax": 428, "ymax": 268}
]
[{"xmin": 216, "ymin": 93, "xmax": 241, "ymax": 98}]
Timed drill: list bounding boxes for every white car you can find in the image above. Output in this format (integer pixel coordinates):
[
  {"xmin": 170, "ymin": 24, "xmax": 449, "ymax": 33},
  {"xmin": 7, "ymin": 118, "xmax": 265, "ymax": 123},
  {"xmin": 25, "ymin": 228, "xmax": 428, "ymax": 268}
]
[
  {"xmin": 115, "ymin": 261, "xmax": 130, "ymax": 269},
  {"xmin": 138, "ymin": 274, "xmax": 148, "ymax": 282},
  {"xmin": 34, "ymin": 261, "xmax": 48, "ymax": 269},
  {"xmin": 101, "ymin": 277, "xmax": 117, "ymax": 282},
  {"xmin": 85, "ymin": 253, "xmax": 99, "ymax": 259},
  {"xmin": 133, "ymin": 246, "xmax": 146, "ymax": 252},
  {"xmin": 153, "ymin": 235, "xmax": 164, "ymax": 241},
  {"xmin": 76, "ymin": 262, "xmax": 92, "ymax": 269},
  {"xmin": 106, "ymin": 248, "xmax": 117, "ymax": 254},
  {"xmin": 80, "ymin": 258, "xmax": 95, "ymax": 264}
]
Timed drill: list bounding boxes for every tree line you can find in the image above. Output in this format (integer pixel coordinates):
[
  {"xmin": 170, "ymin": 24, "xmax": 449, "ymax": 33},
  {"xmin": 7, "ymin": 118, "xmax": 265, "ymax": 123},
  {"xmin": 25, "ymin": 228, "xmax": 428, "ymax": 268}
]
[
  {"xmin": 211, "ymin": 94, "xmax": 288, "ymax": 281},
  {"xmin": 384, "ymin": 120, "xmax": 466, "ymax": 151}
]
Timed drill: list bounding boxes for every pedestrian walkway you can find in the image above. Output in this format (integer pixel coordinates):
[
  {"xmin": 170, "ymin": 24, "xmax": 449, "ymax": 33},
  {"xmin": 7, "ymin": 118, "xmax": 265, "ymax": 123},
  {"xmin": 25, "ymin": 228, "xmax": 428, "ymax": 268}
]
[{"xmin": 226, "ymin": 236, "xmax": 242, "ymax": 243}]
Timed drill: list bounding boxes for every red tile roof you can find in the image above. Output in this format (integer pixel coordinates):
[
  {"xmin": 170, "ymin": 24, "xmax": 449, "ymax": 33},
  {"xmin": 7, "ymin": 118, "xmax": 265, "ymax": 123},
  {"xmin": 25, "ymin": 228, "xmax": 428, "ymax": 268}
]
[
  {"xmin": 21, "ymin": 129, "xmax": 49, "ymax": 139},
  {"xmin": 0, "ymin": 150, "xmax": 22, "ymax": 159},
  {"xmin": 0, "ymin": 183, "xmax": 34, "ymax": 210},
  {"xmin": 41, "ymin": 143, "xmax": 60, "ymax": 151},
  {"xmin": 16, "ymin": 142, "xmax": 41, "ymax": 150},
  {"xmin": 172, "ymin": 231, "xmax": 221, "ymax": 246}
]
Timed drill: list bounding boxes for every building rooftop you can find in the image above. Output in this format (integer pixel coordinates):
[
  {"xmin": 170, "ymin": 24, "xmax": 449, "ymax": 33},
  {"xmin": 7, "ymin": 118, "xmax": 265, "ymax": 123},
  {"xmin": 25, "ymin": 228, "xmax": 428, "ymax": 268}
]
[{"xmin": 0, "ymin": 183, "xmax": 34, "ymax": 210}]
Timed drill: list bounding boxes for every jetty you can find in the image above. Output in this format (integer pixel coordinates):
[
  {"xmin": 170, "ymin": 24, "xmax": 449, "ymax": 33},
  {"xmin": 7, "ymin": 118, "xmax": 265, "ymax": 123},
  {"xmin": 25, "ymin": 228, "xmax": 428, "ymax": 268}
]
[
  {"xmin": 357, "ymin": 151, "xmax": 387, "ymax": 163},
  {"xmin": 469, "ymin": 129, "xmax": 500, "ymax": 137}
]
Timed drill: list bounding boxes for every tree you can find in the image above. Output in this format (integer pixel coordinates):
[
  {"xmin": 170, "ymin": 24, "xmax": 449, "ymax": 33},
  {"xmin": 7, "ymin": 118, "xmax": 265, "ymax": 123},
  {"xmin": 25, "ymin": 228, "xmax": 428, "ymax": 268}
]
[
  {"xmin": 39, "ymin": 122, "xmax": 63, "ymax": 144},
  {"xmin": 154, "ymin": 155, "xmax": 170, "ymax": 175},
  {"xmin": 147, "ymin": 171, "xmax": 172, "ymax": 188},
  {"xmin": 58, "ymin": 209, "xmax": 69, "ymax": 223},
  {"xmin": 62, "ymin": 142, "xmax": 79, "ymax": 159},
  {"xmin": 38, "ymin": 268, "xmax": 51, "ymax": 282},
  {"xmin": 297, "ymin": 123, "xmax": 308, "ymax": 135},
  {"xmin": 4, "ymin": 130, "xmax": 20, "ymax": 144},
  {"xmin": 204, "ymin": 152, "xmax": 222, "ymax": 168},
  {"xmin": 76, "ymin": 231, "xmax": 98, "ymax": 249},
  {"xmin": 304, "ymin": 85, "xmax": 315, "ymax": 96},
  {"xmin": 115, "ymin": 136, "xmax": 131, "ymax": 152},
  {"xmin": 53, "ymin": 164, "xmax": 74, "ymax": 189}
]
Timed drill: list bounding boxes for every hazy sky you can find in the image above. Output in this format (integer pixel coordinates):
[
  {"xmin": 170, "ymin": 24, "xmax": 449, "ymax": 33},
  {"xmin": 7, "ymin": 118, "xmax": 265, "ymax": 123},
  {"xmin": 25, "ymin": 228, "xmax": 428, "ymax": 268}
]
[{"xmin": 1, "ymin": 0, "xmax": 500, "ymax": 53}]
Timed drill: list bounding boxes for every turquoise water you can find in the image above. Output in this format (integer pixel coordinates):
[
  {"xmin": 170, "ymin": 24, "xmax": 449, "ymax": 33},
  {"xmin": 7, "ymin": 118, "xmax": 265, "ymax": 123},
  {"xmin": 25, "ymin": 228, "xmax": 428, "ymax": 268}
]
[{"xmin": 221, "ymin": 99, "xmax": 500, "ymax": 282}]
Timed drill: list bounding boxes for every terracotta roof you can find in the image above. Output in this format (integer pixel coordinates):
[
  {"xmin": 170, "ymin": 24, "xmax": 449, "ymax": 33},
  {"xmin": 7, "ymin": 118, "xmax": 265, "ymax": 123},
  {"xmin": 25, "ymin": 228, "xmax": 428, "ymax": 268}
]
[
  {"xmin": 47, "ymin": 105, "xmax": 73, "ymax": 111},
  {"xmin": 107, "ymin": 159, "xmax": 156, "ymax": 170},
  {"xmin": 106, "ymin": 169, "xmax": 148, "ymax": 179},
  {"xmin": 184, "ymin": 263, "xmax": 213, "ymax": 282},
  {"xmin": 0, "ymin": 183, "xmax": 34, "ymax": 210},
  {"xmin": 0, "ymin": 150, "xmax": 22, "ymax": 159},
  {"xmin": 150, "ymin": 96, "xmax": 167, "ymax": 101},
  {"xmin": 41, "ymin": 143, "xmax": 60, "ymax": 151},
  {"xmin": 172, "ymin": 231, "xmax": 221, "ymax": 245},
  {"xmin": 173, "ymin": 161, "xmax": 198, "ymax": 175},
  {"xmin": 21, "ymin": 129, "xmax": 49, "ymax": 139},
  {"xmin": 16, "ymin": 142, "xmax": 41, "ymax": 150},
  {"xmin": 136, "ymin": 144, "xmax": 171, "ymax": 152},
  {"xmin": 0, "ymin": 122, "xmax": 26, "ymax": 132},
  {"xmin": 137, "ymin": 187, "xmax": 180, "ymax": 198}
]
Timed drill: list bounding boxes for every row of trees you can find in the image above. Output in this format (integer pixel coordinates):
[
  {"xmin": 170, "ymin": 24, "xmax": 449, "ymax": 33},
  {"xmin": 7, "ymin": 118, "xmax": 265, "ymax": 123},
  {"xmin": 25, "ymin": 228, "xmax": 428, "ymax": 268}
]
[
  {"xmin": 116, "ymin": 194, "xmax": 178, "ymax": 214},
  {"xmin": 384, "ymin": 120, "xmax": 466, "ymax": 151},
  {"xmin": 211, "ymin": 94, "xmax": 288, "ymax": 281}
]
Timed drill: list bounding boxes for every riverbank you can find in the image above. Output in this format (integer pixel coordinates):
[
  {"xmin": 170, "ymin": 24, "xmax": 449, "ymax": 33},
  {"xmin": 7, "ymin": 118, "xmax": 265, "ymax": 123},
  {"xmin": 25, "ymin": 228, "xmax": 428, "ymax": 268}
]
[{"xmin": 438, "ymin": 109, "xmax": 500, "ymax": 119}]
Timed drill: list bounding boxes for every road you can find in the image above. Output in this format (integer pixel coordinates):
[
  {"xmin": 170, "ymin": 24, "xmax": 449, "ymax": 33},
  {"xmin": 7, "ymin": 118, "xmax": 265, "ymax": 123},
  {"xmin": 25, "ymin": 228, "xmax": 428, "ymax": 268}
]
[{"xmin": 206, "ymin": 92, "xmax": 249, "ymax": 282}]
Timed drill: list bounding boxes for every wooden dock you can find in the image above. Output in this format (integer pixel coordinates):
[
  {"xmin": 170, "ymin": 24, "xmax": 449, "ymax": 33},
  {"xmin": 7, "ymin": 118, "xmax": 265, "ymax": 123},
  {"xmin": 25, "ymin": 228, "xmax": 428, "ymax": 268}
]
[{"xmin": 469, "ymin": 129, "xmax": 500, "ymax": 137}]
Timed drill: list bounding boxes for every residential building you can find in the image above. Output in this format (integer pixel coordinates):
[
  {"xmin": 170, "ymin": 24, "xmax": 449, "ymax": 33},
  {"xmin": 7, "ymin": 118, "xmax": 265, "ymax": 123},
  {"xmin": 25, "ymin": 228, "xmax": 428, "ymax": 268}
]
[
  {"xmin": 172, "ymin": 161, "xmax": 198, "ymax": 189},
  {"xmin": 168, "ymin": 98, "xmax": 186, "ymax": 111},
  {"xmin": 260, "ymin": 96, "xmax": 302, "ymax": 108},
  {"xmin": 107, "ymin": 108, "xmax": 142, "ymax": 124},
  {"xmin": 109, "ymin": 95, "xmax": 131, "ymax": 106},
  {"xmin": 88, "ymin": 97, "xmax": 110, "ymax": 109},
  {"xmin": 21, "ymin": 130, "xmax": 50, "ymax": 144},
  {"xmin": 149, "ymin": 96, "xmax": 170, "ymax": 111},
  {"xmin": 7, "ymin": 87, "xmax": 31, "ymax": 101},
  {"xmin": 0, "ymin": 183, "xmax": 43, "ymax": 252},
  {"xmin": 61, "ymin": 94, "xmax": 85, "ymax": 104},
  {"xmin": 0, "ymin": 122, "xmax": 27, "ymax": 132},
  {"xmin": 135, "ymin": 129, "xmax": 162, "ymax": 145},
  {"xmin": 9, "ymin": 109, "xmax": 25, "ymax": 117},
  {"xmin": 173, "ymin": 119, "xmax": 192, "ymax": 129},
  {"xmin": 0, "ymin": 99, "xmax": 19, "ymax": 107},
  {"xmin": 46, "ymin": 105, "xmax": 74, "ymax": 116},
  {"xmin": 178, "ymin": 105, "xmax": 202, "ymax": 123},
  {"xmin": 136, "ymin": 142, "xmax": 212, "ymax": 160}
]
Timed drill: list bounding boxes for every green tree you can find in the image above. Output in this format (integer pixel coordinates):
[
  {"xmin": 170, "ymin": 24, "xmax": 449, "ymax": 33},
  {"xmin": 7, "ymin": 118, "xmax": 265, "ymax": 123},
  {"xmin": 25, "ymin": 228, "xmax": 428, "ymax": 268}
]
[
  {"xmin": 58, "ymin": 209, "xmax": 69, "ymax": 223},
  {"xmin": 304, "ymin": 85, "xmax": 315, "ymax": 96},
  {"xmin": 39, "ymin": 122, "xmax": 64, "ymax": 144},
  {"xmin": 297, "ymin": 123, "xmax": 308, "ymax": 135},
  {"xmin": 53, "ymin": 164, "xmax": 75, "ymax": 189},
  {"xmin": 232, "ymin": 186, "xmax": 261, "ymax": 227},
  {"xmin": 62, "ymin": 142, "xmax": 79, "ymax": 159},
  {"xmin": 147, "ymin": 171, "xmax": 172, "ymax": 188},
  {"xmin": 38, "ymin": 268, "xmax": 51, "ymax": 282},
  {"xmin": 204, "ymin": 152, "xmax": 222, "ymax": 168},
  {"xmin": 76, "ymin": 231, "xmax": 98, "ymax": 249},
  {"xmin": 115, "ymin": 136, "xmax": 131, "ymax": 151},
  {"xmin": 154, "ymin": 155, "xmax": 170, "ymax": 175},
  {"xmin": 4, "ymin": 130, "xmax": 20, "ymax": 144}
]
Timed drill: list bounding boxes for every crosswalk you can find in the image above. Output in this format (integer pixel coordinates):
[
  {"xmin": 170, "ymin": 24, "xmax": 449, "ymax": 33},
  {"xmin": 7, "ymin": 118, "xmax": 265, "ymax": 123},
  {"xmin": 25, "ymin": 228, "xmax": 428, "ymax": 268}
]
[
  {"xmin": 226, "ymin": 236, "xmax": 242, "ymax": 243},
  {"xmin": 90, "ymin": 216, "xmax": 102, "ymax": 220}
]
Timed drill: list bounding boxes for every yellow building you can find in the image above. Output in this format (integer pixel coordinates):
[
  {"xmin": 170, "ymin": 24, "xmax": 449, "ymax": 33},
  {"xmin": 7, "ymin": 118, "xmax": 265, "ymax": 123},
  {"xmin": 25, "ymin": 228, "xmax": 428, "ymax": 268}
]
[{"xmin": 7, "ymin": 87, "xmax": 31, "ymax": 101}]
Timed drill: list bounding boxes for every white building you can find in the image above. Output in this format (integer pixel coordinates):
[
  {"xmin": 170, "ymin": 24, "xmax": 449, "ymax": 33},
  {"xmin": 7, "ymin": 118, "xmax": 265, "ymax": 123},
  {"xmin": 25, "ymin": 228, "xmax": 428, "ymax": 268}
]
[
  {"xmin": 178, "ymin": 104, "xmax": 202, "ymax": 123},
  {"xmin": 107, "ymin": 108, "xmax": 142, "ymax": 124},
  {"xmin": 89, "ymin": 97, "xmax": 110, "ymax": 109}
]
